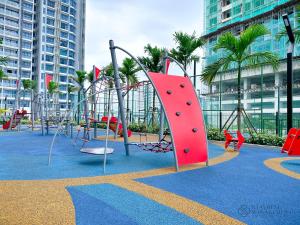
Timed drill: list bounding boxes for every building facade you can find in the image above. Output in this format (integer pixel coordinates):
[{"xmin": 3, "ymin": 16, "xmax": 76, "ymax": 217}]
[
  {"xmin": 0, "ymin": 0, "xmax": 85, "ymax": 111},
  {"xmin": 202, "ymin": 0, "xmax": 300, "ymax": 135}
]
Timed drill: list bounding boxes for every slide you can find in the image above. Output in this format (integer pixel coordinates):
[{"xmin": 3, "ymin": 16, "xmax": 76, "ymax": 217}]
[
  {"xmin": 101, "ymin": 116, "xmax": 132, "ymax": 137},
  {"xmin": 3, "ymin": 110, "xmax": 27, "ymax": 130}
]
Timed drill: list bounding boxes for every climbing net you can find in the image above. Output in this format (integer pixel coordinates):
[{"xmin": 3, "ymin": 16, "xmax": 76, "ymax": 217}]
[{"xmin": 137, "ymin": 135, "xmax": 173, "ymax": 153}]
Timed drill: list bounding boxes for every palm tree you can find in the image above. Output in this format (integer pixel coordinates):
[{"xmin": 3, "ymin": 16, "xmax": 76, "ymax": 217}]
[
  {"xmin": 22, "ymin": 79, "xmax": 31, "ymax": 109},
  {"xmin": 119, "ymin": 57, "xmax": 140, "ymax": 123},
  {"xmin": 72, "ymin": 70, "xmax": 88, "ymax": 124},
  {"xmin": 67, "ymin": 84, "xmax": 76, "ymax": 111},
  {"xmin": 201, "ymin": 24, "xmax": 279, "ymax": 131},
  {"xmin": 0, "ymin": 39, "xmax": 8, "ymax": 109},
  {"xmin": 170, "ymin": 31, "xmax": 205, "ymax": 70},
  {"xmin": 138, "ymin": 44, "xmax": 164, "ymax": 126},
  {"xmin": 30, "ymin": 80, "xmax": 37, "ymax": 129},
  {"xmin": 47, "ymin": 81, "xmax": 58, "ymax": 109}
]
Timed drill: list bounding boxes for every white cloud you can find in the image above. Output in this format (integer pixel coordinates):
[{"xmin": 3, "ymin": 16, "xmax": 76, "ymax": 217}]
[{"xmin": 85, "ymin": 0, "xmax": 204, "ymax": 77}]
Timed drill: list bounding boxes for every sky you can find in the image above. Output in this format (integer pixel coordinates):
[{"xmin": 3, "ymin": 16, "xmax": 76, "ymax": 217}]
[{"xmin": 85, "ymin": 0, "xmax": 205, "ymax": 77}]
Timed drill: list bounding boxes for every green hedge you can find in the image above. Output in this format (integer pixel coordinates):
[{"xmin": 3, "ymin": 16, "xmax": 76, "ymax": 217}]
[
  {"xmin": 207, "ymin": 128, "xmax": 284, "ymax": 147},
  {"xmin": 128, "ymin": 123, "xmax": 160, "ymax": 134}
]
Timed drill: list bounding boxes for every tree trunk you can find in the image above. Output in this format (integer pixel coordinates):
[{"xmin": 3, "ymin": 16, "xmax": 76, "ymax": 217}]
[
  {"xmin": 237, "ymin": 65, "xmax": 241, "ymax": 132},
  {"xmin": 126, "ymin": 78, "xmax": 129, "ymax": 125},
  {"xmin": 77, "ymin": 90, "xmax": 80, "ymax": 124},
  {"xmin": 31, "ymin": 90, "xmax": 34, "ymax": 130}
]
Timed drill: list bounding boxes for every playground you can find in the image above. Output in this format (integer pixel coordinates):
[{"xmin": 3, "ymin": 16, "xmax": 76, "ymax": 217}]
[{"xmin": 0, "ymin": 41, "xmax": 299, "ymax": 225}]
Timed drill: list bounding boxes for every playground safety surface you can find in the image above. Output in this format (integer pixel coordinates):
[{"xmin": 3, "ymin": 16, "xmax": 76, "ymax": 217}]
[{"xmin": 0, "ymin": 131, "xmax": 299, "ymax": 225}]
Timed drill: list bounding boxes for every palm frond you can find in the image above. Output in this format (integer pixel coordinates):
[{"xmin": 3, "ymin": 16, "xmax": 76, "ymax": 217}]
[
  {"xmin": 242, "ymin": 52, "xmax": 279, "ymax": 71},
  {"xmin": 238, "ymin": 24, "xmax": 269, "ymax": 53},
  {"xmin": 0, "ymin": 69, "xmax": 8, "ymax": 80},
  {"xmin": 172, "ymin": 31, "xmax": 205, "ymax": 68},
  {"xmin": 214, "ymin": 32, "xmax": 237, "ymax": 53},
  {"xmin": 201, "ymin": 57, "xmax": 234, "ymax": 84}
]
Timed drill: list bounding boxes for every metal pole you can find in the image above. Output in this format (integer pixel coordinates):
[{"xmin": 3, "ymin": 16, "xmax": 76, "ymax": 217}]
[
  {"xmin": 260, "ymin": 66, "xmax": 263, "ymax": 132},
  {"xmin": 103, "ymin": 90, "xmax": 112, "ymax": 174},
  {"xmin": 159, "ymin": 51, "xmax": 168, "ymax": 140},
  {"xmin": 109, "ymin": 40, "xmax": 130, "ymax": 155},
  {"xmin": 219, "ymin": 73, "xmax": 222, "ymax": 132},
  {"xmin": 287, "ymin": 51, "xmax": 293, "ymax": 132},
  {"xmin": 93, "ymin": 65, "xmax": 97, "ymax": 138}
]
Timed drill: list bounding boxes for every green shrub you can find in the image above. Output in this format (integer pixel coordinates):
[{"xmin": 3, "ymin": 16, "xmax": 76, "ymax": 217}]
[
  {"xmin": 246, "ymin": 133, "xmax": 284, "ymax": 147},
  {"xmin": 207, "ymin": 128, "xmax": 225, "ymax": 141},
  {"xmin": 206, "ymin": 128, "xmax": 284, "ymax": 147},
  {"xmin": 128, "ymin": 123, "xmax": 160, "ymax": 134}
]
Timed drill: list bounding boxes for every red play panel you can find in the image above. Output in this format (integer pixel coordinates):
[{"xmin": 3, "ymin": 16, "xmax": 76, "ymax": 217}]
[
  {"xmin": 148, "ymin": 72, "xmax": 208, "ymax": 166},
  {"xmin": 282, "ymin": 128, "xmax": 298, "ymax": 154},
  {"xmin": 282, "ymin": 128, "xmax": 300, "ymax": 156}
]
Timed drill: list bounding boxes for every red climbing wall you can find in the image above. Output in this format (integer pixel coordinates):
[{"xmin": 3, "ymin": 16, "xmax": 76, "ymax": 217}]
[{"xmin": 148, "ymin": 72, "xmax": 208, "ymax": 167}]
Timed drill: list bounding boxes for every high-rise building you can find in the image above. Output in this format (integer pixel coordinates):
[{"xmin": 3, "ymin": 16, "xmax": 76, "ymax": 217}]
[
  {"xmin": 202, "ymin": 0, "xmax": 300, "ymax": 134},
  {"xmin": 0, "ymin": 0, "xmax": 85, "ymax": 111}
]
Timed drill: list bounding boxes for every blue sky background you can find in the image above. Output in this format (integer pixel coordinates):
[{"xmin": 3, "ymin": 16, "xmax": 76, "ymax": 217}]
[{"xmin": 85, "ymin": 0, "xmax": 205, "ymax": 77}]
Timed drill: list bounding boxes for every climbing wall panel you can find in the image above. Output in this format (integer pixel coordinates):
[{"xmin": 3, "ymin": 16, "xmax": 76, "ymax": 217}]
[{"xmin": 148, "ymin": 72, "xmax": 208, "ymax": 167}]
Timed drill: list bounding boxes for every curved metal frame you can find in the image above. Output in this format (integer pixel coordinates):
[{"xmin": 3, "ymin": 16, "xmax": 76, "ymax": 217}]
[{"xmin": 109, "ymin": 40, "xmax": 209, "ymax": 170}]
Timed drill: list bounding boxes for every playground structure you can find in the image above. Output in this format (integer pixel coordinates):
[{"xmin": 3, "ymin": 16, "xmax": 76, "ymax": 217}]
[
  {"xmin": 2, "ymin": 109, "xmax": 28, "ymax": 130},
  {"xmin": 109, "ymin": 40, "xmax": 208, "ymax": 170},
  {"xmin": 47, "ymin": 40, "xmax": 209, "ymax": 171},
  {"xmin": 281, "ymin": 128, "xmax": 300, "ymax": 156},
  {"xmin": 224, "ymin": 130, "xmax": 245, "ymax": 151}
]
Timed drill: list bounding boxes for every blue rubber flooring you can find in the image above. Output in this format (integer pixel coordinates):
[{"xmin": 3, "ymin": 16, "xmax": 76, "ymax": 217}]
[
  {"xmin": 67, "ymin": 184, "xmax": 201, "ymax": 225},
  {"xmin": 0, "ymin": 131, "xmax": 223, "ymax": 180},
  {"xmin": 137, "ymin": 145, "xmax": 300, "ymax": 225},
  {"xmin": 281, "ymin": 159, "xmax": 300, "ymax": 173}
]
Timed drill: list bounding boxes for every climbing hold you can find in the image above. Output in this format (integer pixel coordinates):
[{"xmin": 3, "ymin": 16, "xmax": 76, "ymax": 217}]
[
  {"xmin": 192, "ymin": 128, "xmax": 198, "ymax": 133},
  {"xmin": 186, "ymin": 101, "xmax": 192, "ymax": 105},
  {"xmin": 175, "ymin": 112, "xmax": 181, "ymax": 116},
  {"xmin": 180, "ymin": 83, "xmax": 185, "ymax": 88},
  {"xmin": 166, "ymin": 90, "xmax": 172, "ymax": 94},
  {"xmin": 184, "ymin": 148, "xmax": 190, "ymax": 153}
]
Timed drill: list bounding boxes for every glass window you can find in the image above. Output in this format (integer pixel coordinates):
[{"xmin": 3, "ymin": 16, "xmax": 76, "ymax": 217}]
[
  {"xmin": 47, "ymin": 27, "xmax": 55, "ymax": 35},
  {"xmin": 47, "ymin": 0, "xmax": 55, "ymax": 8},
  {"xmin": 61, "ymin": 22, "xmax": 68, "ymax": 30},
  {"xmin": 69, "ymin": 51, "xmax": 74, "ymax": 58},
  {"xmin": 47, "ymin": 9, "xmax": 55, "ymax": 17},
  {"xmin": 61, "ymin": 5, "xmax": 68, "ymax": 13},
  {"xmin": 46, "ymin": 36, "xmax": 54, "ymax": 44},
  {"xmin": 47, "ymin": 18, "xmax": 54, "ymax": 26},
  {"xmin": 46, "ymin": 64, "xmax": 53, "ymax": 71},
  {"xmin": 45, "ymin": 55, "xmax": 54, "ymax": 62},
  {"xmin": 69, "ymin": 42, "xmax": 75, "ymax": 50},
  {"xmin": 60, "ymin": 40, "xmax": 68, "ymax": 47},
  {"xmin": 46, "ymin": 45, "xmax": 54, "ymax": 53}
]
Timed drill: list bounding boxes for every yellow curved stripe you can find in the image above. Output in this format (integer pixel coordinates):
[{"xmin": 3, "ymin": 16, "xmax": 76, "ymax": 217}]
[
  {"xmin": 264, "ymin": 157, "xmax": 300, "ymax": 180},
  {"xmin": 0, "ymin": 145, "xmax": 241, "ymax": 225}
]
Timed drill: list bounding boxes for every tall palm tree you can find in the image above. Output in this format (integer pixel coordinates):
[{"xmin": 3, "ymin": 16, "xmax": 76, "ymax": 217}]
[
  {"xmin": 30, "ymin": 80, "xmax": 37, "ymax": 129},
  {"xmin": 67, "ymin": 84, "xmax": 76, "ymax": 111},
  {"xmin": 22, "ymin": 79, "xmax": 31, "ymax": 109},
  {"xmin": 119, "ymin": 57, "xmax": 140, "ymax": 123},
  {"xmin": 201, "ymin": 24, "xmax": 279, "ymax": 131},
  {"xmin": 72, "ymin": 70, "xmax": 88, "ymax": 124},
  {"xmin": 138, "ymin": 44, "xmax": 164, "ymax": 126},
  {"xmin": 170, "ymin": 31, "xmax": 205, "ymax": 70},
  {"xmin": 0, "ymin": 39, "xmax": 8, "ymax": 109},
  {"xmin": 47, "ymin": 81, "xmax": 58, "ymax": 110}
]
